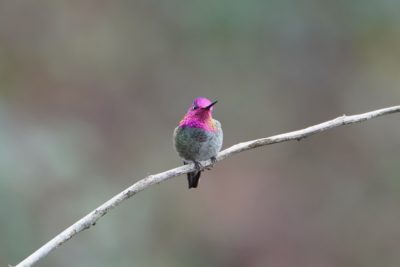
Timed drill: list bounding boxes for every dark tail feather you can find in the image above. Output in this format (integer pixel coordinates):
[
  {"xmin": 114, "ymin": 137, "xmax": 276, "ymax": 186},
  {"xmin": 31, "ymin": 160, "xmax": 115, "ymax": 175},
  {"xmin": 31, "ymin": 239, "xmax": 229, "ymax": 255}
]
[
  {"xmin": 187, "ymin": 171, "xmax": 201, "ymax": 189},
  {"xmin": 183, "ymin": 161, "xmax": 201, "ymax": 189}
]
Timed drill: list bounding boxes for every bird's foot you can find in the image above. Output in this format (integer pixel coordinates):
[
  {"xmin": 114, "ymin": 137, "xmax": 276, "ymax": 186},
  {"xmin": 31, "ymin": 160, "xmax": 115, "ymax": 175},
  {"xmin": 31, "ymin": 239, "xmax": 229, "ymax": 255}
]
[
  {"xmin": 205, "ymin": 156, "xmax": 217, "ymax": 170},
  {"xmin": 193, "ymin": 161, "xmax": 205, "ymax": 172}
]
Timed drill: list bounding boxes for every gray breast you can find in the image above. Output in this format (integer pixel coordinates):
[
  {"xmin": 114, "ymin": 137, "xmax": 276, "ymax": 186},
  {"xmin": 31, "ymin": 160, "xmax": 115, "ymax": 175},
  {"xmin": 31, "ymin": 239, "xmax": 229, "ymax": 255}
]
[{"xmin": 174, "ymin": 120, "xmax": 223, "ymax": 162}]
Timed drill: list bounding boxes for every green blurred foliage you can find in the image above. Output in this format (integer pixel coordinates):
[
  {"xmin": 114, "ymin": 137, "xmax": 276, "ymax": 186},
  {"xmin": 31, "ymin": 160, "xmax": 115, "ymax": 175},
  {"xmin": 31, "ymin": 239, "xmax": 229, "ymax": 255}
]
[{"xmin": 1, "ymin": 0, "xmax": 400, "ymax": 266}]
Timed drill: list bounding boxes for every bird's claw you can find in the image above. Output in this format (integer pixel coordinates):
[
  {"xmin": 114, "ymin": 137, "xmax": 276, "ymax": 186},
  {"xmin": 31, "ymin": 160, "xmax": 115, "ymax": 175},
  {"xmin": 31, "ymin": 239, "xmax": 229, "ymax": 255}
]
[
  {"xmin": 194, "ymin": 161, "xmax": 205, "ymax": 172},
  {"xmin": 205, "ymin": 156, "xmax": 217, "ymax": 170},
  {"xmin": 193, "ymin": 157, "xmax": 217, "ymax": 171}
]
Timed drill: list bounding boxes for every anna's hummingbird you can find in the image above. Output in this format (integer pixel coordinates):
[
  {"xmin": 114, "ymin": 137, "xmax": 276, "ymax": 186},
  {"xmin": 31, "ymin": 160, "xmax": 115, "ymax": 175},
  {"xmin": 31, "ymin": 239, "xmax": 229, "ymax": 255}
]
[{"xmin": 174, "ymin": 97, "xmax": 223, "ymax": 189}]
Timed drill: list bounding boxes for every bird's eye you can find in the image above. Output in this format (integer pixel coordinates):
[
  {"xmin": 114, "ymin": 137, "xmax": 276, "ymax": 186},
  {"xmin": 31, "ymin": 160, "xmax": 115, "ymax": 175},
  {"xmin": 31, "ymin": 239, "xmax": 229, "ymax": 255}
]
[{"xmin": 192, "ymin": 105, "xmax": 198, "ymax": 110}]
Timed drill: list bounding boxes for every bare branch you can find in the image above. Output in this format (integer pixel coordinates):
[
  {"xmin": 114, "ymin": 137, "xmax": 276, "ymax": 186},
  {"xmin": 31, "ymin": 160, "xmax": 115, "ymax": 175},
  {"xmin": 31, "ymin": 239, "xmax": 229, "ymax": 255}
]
[{"xmin": 13, "ymin": 105, "xmax": 400, "ymax": 267}]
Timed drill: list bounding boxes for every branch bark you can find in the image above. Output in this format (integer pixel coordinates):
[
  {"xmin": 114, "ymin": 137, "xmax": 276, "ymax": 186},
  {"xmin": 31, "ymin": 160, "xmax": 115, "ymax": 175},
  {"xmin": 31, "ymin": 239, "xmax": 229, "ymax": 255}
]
[{"xmin": 13, "ymin": 105, "xmax": 400, "ymax": 267}]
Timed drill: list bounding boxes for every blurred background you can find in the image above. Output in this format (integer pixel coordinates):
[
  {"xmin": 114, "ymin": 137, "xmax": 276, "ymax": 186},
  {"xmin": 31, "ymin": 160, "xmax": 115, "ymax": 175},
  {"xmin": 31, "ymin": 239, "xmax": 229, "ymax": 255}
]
[{"xmin": 1, "ymin": 0, "xmax": 400, "ymax": 266}]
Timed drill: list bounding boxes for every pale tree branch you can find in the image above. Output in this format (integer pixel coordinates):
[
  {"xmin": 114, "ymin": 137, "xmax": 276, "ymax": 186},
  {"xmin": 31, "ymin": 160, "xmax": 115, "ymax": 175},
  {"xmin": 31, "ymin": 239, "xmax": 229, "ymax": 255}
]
[{"xmin": 13, "ymin": 105, "xmax": 400, "ymax": 267}]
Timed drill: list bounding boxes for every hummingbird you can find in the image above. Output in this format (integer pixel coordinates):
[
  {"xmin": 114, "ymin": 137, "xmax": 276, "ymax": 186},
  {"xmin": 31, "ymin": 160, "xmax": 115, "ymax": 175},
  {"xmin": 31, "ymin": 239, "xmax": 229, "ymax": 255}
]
[{"xmin": 174, "ymin": 97, "xmax": 223, "ymax": 189}]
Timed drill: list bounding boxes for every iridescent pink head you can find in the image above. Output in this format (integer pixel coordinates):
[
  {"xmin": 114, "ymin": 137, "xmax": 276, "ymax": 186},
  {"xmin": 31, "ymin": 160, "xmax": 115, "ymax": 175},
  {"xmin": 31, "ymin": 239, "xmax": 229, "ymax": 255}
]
[{"xmin": 179, "ymin": 97, "xmax": 218, "ymax": 131}]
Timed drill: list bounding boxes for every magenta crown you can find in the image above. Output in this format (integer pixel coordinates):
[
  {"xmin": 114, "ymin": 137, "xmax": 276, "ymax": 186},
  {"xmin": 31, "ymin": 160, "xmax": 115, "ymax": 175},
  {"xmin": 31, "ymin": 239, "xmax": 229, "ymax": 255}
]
[{"xmin": 192, "ymin": 97, "xmax": 214, "ymax": 109}]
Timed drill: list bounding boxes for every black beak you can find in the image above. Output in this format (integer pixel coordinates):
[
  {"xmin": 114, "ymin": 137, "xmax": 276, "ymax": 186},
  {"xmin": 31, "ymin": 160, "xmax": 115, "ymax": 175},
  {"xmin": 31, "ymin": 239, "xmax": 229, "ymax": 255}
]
[{"xmin": 204, "ymin": 100, "xmax": 218, "ymax": 110}]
